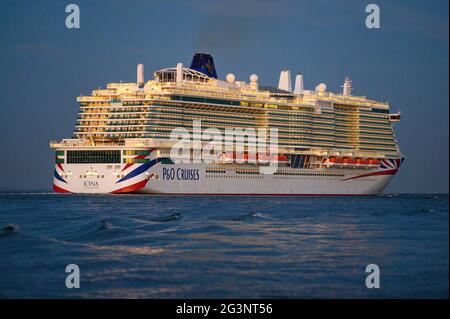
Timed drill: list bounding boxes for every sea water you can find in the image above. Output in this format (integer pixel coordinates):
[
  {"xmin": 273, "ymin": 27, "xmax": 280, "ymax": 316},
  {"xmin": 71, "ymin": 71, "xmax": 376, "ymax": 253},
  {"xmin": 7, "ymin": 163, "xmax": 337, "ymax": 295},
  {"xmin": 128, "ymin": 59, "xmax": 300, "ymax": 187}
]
[{"xmin": 0, "ymin": 193, "xmax": 447, "ymax": 298}]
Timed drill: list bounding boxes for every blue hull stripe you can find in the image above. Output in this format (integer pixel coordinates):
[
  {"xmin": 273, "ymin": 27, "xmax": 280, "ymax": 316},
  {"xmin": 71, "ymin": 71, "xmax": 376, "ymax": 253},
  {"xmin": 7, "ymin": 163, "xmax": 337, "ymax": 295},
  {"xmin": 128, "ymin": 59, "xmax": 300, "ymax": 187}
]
[
  {"xmin": 117, "ymin": 158, "xmax": 163, "ymax": 183},
  {"xmin": 54, "ymin": 169, "xmax": 67, "ymax": 183}
]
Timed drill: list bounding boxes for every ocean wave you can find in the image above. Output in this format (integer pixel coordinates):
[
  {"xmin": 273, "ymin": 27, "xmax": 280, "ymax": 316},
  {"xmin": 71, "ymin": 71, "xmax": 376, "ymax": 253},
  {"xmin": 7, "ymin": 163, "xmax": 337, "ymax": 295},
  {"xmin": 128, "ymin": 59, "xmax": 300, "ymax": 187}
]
[
  {"xmin": 98, "ymin": 219, "xmax": 113, "ymax": 231},
  {"xmin": 229, "ymin": 211, "xmax": 271, "ymax": 221},
  {"xmin": 398, "ymin": 207, "xmax": 444, "ymax": 216},
  {"xmin": 0, "ymin": 224, "xmax": 18, "ymax": 236},
  {"xmin": 152, "ymin": 213, "xmax": 182, "ymax": 222}
]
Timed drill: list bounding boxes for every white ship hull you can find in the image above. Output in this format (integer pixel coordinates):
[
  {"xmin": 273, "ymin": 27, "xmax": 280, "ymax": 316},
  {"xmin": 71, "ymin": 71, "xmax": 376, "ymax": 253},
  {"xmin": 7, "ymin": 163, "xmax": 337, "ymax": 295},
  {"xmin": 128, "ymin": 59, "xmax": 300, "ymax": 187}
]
[{"xmin": 53, "ymin": 158, "xmax": 401, "ymax": 195}]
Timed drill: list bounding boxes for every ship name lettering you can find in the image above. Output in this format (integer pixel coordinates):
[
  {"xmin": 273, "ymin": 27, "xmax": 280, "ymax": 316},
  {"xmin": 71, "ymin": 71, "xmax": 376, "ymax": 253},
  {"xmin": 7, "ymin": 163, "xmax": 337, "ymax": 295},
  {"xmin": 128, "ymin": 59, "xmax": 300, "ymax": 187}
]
[{"xmin": 162, "ymin": 168, "xmax": 199, "ymax": 181}]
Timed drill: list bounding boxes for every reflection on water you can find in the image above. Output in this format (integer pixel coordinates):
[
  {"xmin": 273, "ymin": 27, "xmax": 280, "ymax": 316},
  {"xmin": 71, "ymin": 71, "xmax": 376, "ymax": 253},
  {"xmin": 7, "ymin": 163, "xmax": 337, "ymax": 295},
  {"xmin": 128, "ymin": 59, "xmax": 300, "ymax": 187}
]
[{"xmin": 0, "ymin": 193, "xmax": 448, "ymax": 298}]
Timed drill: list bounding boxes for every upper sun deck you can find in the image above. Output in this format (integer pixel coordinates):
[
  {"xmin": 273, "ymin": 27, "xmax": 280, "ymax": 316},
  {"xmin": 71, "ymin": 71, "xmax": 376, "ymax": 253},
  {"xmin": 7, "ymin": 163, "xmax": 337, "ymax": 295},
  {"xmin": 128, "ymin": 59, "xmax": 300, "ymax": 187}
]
[{"xmin": 76, "ymin": 63, "xmax": 390, "ymax": 112}]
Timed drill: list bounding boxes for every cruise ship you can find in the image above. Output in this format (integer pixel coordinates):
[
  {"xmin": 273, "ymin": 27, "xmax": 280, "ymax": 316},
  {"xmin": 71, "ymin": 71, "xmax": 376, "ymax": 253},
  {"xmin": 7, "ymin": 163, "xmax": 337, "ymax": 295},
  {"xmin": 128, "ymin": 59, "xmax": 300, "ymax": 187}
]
[{"xmin": 50, "ymin": 53, "xmax": 404, "ymax": 195}]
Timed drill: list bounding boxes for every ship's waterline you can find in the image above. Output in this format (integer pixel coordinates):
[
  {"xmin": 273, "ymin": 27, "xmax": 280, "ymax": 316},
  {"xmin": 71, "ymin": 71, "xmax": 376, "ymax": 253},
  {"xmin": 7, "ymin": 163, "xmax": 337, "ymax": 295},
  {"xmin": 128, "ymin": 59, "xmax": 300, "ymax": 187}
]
[{"xmin": 50, "ymin": 53, "xmax": 404, "ymax": 195}]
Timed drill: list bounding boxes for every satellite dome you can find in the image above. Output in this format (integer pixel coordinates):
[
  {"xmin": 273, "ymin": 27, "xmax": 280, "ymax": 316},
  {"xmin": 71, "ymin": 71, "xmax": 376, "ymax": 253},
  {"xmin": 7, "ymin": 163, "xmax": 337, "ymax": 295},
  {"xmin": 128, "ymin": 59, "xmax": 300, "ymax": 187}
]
[
  {"xmin": 315, "ymin": 83, "xmax": 327, "ymax": 92},
  {"xmin": 250, "ymin": 74, "xmax": 258, "ymax": 83},
  {"xmin": 226, "ymin": 73, "xmax": 236, "ymax": 83}
]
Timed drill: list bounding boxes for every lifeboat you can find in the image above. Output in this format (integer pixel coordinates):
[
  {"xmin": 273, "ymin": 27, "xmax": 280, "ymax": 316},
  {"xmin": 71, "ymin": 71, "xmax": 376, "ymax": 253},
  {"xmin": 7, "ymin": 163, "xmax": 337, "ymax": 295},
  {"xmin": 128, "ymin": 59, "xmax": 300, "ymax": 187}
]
[
  {"xmin": 223, "ymin": 152, "xmax": 288, "ymax": 163},
  {"xmin": 223, "ymin": 152, "xmax": 236, "ymax": 159},
  {"xmin": 327, "ymin": 157, "xmax": 375, "ymax": 166},
  {"xmin": 257, "ymin": 154, "xmax": 288, "ymax": 162},
  {"xmin": 276, "ymin": 155, "xmax": 288, "ymax": 162},
  {"xmin": 356, "ymin": 159, "xmax": 370, "ymax": 165},
  {"xmin": 224, "ymin": 152, "xmax": 248, "ymax": 160},
  {"xmin": 368, "ymin": 159, "xmax": 381, "ymax": 165},
  {"xmin": 257, "ymin": 154, "xmax": 269, "ymax": 161},
  {"xmin": 344, "ymin": 158, "xmax": 358, "ymax": 165}
]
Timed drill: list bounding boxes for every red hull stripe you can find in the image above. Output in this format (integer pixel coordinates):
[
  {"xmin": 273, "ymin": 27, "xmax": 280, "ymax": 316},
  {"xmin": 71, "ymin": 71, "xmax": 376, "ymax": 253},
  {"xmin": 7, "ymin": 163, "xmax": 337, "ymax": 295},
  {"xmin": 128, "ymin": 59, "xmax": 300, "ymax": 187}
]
[
  {"xmin": 57, "ymin": 163, "xmax": 64, "ymax": 172},
  {"xmin": 53, "ymin": 184, "xmax": 71, "ymax": 193},
  {"xmin": 111, "ymin": 179, "xmax": 149, "ymax": 194},
  {"xmin": 122, "ymin": 163, "xmax": 134, "ymax": 172},
  {"xmin": 341, "ymin": 169, "xmax": 397, "ymax": 182}
]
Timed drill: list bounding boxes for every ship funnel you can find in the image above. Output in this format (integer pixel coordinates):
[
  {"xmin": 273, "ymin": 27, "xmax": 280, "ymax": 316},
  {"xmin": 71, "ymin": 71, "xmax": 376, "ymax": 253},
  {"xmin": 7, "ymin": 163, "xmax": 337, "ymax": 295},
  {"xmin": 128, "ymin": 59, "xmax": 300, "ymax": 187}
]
[
  {"xmin": 278, "ymin": 70, "xmax": 292, "ymax": 93},
  {"xmin": 342, "ymin": 77, "xmax": 352, "ymax": 96},
  {"xmin": 137, "ymin": 64, "xmax": 144, "ymax": 88},
  {"xmin": 293, "ymin": 74, "xmax": 304, "ymax": 94},
  {"xmin": 190, "ymin": 53, "xmax": 218, "ymax": 78},
  {"xmin": 176, "ymin": 62, "xmax": 183, "ymax": 84}
]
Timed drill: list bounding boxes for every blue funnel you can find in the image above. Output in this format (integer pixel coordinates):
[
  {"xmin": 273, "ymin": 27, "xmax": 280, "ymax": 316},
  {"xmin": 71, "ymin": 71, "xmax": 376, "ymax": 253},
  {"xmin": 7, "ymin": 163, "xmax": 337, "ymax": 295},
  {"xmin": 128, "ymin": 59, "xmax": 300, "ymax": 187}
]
[{"xmin": 190, "ymin": 53, "xmax": 218, "ymax": 79}]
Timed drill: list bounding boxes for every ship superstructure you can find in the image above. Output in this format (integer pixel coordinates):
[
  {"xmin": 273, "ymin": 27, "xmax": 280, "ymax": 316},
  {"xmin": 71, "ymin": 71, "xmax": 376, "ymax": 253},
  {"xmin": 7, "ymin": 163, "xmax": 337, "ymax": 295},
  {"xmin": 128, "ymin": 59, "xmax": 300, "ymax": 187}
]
[{"xmin": 50, "ymin": 53, "xmax": 403, "ymax": 194}]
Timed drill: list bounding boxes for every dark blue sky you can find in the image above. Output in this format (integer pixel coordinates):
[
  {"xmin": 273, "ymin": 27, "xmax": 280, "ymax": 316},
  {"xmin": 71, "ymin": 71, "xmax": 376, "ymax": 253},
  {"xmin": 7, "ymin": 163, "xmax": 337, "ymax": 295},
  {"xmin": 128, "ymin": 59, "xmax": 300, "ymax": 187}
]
[{"xmin": 0, "ymin": 0, "xmax": 448, "ymax": 193}]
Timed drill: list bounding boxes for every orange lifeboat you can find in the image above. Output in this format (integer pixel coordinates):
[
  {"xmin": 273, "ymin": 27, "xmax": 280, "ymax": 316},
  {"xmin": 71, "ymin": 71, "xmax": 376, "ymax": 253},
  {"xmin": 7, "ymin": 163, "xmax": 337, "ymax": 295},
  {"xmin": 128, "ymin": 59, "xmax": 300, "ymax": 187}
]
[
  {"xmin": 223, "ymin": 152, "xmax": 289, "ymax": 162},
  {"xmin": 368, "ymin": 159, "xmax": 380, "ymax": 165},
  {"xmin": 224, "ymin": 152, "xmax": 247, "ymax": 160},
  {"xmin": 253, "ymin": 154, "xmax": 289, "ymax": 162},
  {"xmin": 356, "ymin": 159, "xmax": 370, "ymax": 165},
  {"xmin": 255, "ymin": 154, "xmax": 268, "ymax": 162},
  {"xmin": 224, "ymin": 152, "xmax": 233, "ymax": 158},
  {"xmin": 343, "ymin": 158, "xmax": 353, "ymax": 164}
]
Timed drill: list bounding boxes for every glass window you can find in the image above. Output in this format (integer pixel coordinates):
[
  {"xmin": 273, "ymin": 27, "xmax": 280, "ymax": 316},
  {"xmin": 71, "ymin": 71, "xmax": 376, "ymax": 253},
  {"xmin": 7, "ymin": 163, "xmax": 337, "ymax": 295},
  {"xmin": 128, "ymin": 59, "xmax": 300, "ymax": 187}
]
[{"xmin": 66, "ymin": 150, "xmax": 121, "ymax": 164}]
